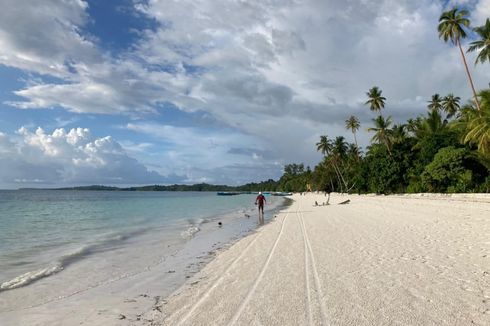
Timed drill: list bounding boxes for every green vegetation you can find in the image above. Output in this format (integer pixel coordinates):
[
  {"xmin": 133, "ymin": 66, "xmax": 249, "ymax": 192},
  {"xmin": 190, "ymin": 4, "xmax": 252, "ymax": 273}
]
[{"xmin": 277, "ymin": 7, "xmax": 490, "ymax": 194}]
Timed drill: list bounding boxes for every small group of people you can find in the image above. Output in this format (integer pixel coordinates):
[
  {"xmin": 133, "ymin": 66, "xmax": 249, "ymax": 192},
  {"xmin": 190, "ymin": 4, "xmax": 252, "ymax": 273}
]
[{"xmin": 314, "ymin": 201, "xmax": 329, "ymax": 206}]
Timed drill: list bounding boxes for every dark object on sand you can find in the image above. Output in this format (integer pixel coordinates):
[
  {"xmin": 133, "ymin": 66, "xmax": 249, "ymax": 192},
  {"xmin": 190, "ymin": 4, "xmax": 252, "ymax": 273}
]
[
  {"xmin": 338, "ymin": 199, "xmax": 350, "ymax": 205},
  {"xmin": 218, "ymin": 222, "xmax": 222, "ymax": 227}
]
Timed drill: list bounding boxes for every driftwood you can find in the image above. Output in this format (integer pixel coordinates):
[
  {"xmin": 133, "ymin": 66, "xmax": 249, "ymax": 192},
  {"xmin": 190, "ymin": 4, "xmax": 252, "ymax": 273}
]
[{"xmin": 338, "ymin": 199, "xmax": 350, "ymax": 205}]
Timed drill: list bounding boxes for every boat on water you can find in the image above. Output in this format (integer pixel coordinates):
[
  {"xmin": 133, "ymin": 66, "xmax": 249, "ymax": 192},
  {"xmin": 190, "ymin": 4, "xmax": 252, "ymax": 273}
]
[
  {"xmin": 217, "ymin": 192, "xmax": 240, "ymax": 196},
  {"xmin": 271, "ymin": 192, "xmax": 293, "ymax": 196}
]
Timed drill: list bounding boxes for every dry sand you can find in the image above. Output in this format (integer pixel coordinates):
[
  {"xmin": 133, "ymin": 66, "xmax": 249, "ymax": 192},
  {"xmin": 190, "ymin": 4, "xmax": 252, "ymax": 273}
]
[{"xmin": 156, "ymin": 193, "xmax": 490, "ymax": 326}]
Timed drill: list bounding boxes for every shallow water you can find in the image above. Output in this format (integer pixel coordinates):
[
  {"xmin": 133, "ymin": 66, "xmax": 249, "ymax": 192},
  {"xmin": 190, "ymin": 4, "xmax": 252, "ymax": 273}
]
[{"xmin": 0, "ymin": 190, "xmax": 286, "ymax": 310}]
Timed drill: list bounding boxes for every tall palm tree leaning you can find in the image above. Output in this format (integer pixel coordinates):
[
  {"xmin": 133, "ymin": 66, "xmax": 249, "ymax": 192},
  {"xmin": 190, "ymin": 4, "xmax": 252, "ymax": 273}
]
[
  {"xmin": 365, "ymin": 86, "xmax": 386, "ymax": 116},
  {"xmin": 468, "ymin": 18, "xmax": 490, "ymax": 65},
  {"xmin": 438, "ymin": 7, "xmax": 481, "ymax": 112},
  {"xmin": 345, "ymin": 115, "xmax": 361, "ymax": 160}
]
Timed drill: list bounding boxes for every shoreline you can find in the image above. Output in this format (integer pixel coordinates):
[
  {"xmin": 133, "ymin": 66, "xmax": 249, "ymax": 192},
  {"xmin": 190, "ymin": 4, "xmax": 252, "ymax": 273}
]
[
  {"xmin": 157, "ymin": 193, "xmax": 490, "ymax": 325},
  {"xmin": 0, "ymin": 195, "xmax": 289, "ymax": 325}
]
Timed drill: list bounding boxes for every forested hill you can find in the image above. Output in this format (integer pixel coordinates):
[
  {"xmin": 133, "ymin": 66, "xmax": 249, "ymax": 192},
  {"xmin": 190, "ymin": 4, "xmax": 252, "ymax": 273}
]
[{"xmin": 52, "ymin": 180, "xmax": 279, "ymax": 192}]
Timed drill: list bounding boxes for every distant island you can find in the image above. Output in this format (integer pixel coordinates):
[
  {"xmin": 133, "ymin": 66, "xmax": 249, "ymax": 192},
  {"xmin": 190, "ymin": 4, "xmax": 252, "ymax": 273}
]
[{"xmin": 33, "ymin": 180, "xmax": 280, "ymax": 192}]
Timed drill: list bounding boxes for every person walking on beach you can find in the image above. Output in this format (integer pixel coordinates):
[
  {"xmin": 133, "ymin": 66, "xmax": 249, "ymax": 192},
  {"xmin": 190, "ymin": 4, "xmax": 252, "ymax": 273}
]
[{"xmin": 255, "ymin": 192, "xmax": 266, "ymax": 225}]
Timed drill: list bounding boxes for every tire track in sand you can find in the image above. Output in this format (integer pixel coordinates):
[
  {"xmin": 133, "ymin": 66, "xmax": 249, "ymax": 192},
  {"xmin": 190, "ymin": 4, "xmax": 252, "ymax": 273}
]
[
  {"xmin": 228, "ymin": 208, "xmax": 292, "ymax": 325},
  {"xmin": 296, "ymin": 199, "xmax": 313, "ymax": 326},
  {"xmin": 298, "ymin": 197, "xmax": 329, "ymax": 325},
  {"xmin": 177, "ymin": 209, "xmax": 291, "ymax": 325}
]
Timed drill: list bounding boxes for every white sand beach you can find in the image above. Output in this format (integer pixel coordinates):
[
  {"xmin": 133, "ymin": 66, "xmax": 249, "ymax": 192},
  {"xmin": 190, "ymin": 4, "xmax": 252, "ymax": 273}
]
[{"xmin": 156, "ymin": 193, "xmax": 490, "ymax": 326}]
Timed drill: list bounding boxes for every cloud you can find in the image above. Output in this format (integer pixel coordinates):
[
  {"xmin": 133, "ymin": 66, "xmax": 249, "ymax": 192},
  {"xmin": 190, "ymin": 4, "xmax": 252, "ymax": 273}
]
[
  {"xmin": 2, "ymin": 1, "xmax": 490, "ymax": 185},
  {"xmin": 0, "ymin": 0, "xmax": 97, "ymax": 77},
  {"xmin": 0, "ymin": 127, "xmax": 175, "ymax": 188},
  {"xmin": 122, "ymin": 122, "xmax": 278, "ymax": 182}
]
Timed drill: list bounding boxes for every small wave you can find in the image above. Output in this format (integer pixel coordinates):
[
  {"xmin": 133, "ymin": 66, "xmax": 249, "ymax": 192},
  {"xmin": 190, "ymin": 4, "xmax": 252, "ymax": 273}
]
[
  {"xmin": 196, "ymin": 218, "xmax": 211, "ymax": 225},
  {"xmin": 0, "ymin": 264, "xmax": 63, "ymax": 291},
  {"xmin": 180, "ymin": 226, "xmax": 200, "ymax": 239},
  {"xmin": 0, "ymin": 228, "xmax": 148, "ymax": 292}
]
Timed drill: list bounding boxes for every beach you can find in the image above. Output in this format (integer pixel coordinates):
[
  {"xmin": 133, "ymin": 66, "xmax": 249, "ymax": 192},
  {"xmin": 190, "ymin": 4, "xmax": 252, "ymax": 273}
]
[
  {"xmin": 157, "ymin": 193, "xmax": 490, "ymax": 326},
  {"xmin": 1, "ymin": 192, "xmax": 489, "ymax": 325}
]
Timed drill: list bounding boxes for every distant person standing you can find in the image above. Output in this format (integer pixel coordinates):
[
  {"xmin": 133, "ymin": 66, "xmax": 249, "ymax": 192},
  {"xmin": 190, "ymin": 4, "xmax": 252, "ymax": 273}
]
[{"xmin": 255, "ymin": 192, "xmax": 266, "ymax": 225}]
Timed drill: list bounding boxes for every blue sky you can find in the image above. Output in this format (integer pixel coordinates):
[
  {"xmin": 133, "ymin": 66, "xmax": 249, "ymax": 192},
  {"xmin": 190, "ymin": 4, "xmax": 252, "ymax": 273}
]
[{"xmin": 1, "ymin": 0, "xmax": 490, "ymax": 188}]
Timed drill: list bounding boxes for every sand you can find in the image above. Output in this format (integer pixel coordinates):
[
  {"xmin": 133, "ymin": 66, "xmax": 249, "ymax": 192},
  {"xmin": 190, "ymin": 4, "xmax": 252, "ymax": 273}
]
[{"xmin": 156, "ymin": 193, "xmax": 490, "ymax": 326}]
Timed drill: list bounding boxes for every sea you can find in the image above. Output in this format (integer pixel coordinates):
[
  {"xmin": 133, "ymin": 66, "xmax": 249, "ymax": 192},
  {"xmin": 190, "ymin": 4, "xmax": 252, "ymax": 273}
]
[{"xmin": 0, "ymin": 190, "xmax": 289, "ymax": 313}]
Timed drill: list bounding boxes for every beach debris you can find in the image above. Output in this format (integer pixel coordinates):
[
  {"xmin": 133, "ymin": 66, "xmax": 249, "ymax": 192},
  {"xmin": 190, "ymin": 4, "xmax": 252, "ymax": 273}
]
[
  {"xmin": 338, "ymin": 199, "xmax": 351, "ymax": 205},
  {"xmin": 245, "ymin": 213, "xmax": 250, "ymax": 218},
  {"xmin": 168, "ymin": 270, "xmax": 175, "ymax": 273},
  {"xmin": 218, "ymin": 222, "xmax": 222, "ymax": 227},
  {"xmin": 118, "ymin": 314, "xmax": 126, "ymax": 320}
]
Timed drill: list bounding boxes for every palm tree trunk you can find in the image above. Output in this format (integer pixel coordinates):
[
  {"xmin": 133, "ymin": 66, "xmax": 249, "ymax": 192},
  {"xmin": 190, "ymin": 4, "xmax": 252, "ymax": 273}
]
[
  {"xmin": 330, "ymin": 162, "xmax": 344, "ymax": 193},
  {"xmin": 332, "ymin": 159, "xmax": 349, "ymax": 192},
  {"xmin": 353, "ymin": 132, "xmax": 360, "ymax": 161},
  {"xmin": 457, "ymin": 39, "xmax": 481, "ymax": 112}
]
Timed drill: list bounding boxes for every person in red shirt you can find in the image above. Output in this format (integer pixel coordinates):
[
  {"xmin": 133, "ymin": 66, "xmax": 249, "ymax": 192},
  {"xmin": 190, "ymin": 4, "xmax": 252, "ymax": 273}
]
[{"xmin": 255, "ymin": 192, "xmax": 266, "ymax": 225}]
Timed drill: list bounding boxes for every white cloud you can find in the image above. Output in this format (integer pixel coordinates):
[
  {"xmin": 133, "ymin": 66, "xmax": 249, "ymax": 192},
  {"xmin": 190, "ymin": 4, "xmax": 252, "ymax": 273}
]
[
  {"xmin": 0, "ymin": 0, "xmax": 97, "ymax": 77},
  {"xmin": 2, "ymin": 0, "xmax": 490, "ymax": 185},
  {"xmin": 0, "ymin": 127, "xmax": 171, "ymax": 188}
]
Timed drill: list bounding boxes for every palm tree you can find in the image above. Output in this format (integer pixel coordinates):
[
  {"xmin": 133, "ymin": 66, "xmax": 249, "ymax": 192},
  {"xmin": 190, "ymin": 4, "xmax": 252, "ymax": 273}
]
[
  {"xmin": 316, "ymin": 135, "xmax": 332, "ymax": 156},
  {"xmin": 442, "ymin": 93, "xmax": 461, "ymax": 119},
  {"xmin": 333, "ymin": 136, "xmax": 348, "ymax": 159},
  {"xmin": 438, "ymin": 8, "xmax": 481, "ymax": 111},
  {"xmin": 428, "ymin": 94, "xmax": 443, "ymax": 113},
  {"xmin": 467, "ymin": 18, "xmax": 490, "ymax": 65},
  {"xmin": 391, "ymin": 124, "xmax": 407, "ymax": 144},
  {"xmin": 406, "ymin": 117, "xmax": 423, "ymax": 135},
  {"xmin": 316, "ymin": 135, "xmax": 344, "ymax": 191},
  {"xmin": 347, "ymin": 143, "xmax": 361, "ymax": 160},
  {"xmin": 365, "ymin": 86, "xmax": 386, "ymax": 115},
  {"xmin": 368, "ymin": 115, "xmax": 393, "ymax": 155},
  {"xmin": 345, "ymin": 115, "xmax": 360, "ymax": 150},
  {"xmin": 460, "ymin": 89, "xmax": 490, "ymax": 155}
]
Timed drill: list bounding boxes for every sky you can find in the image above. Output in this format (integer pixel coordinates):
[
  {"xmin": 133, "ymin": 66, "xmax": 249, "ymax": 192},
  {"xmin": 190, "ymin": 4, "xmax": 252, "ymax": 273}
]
[{"xmin": 1, "ymin": 0, "xmax": 490, "ymax": 188}]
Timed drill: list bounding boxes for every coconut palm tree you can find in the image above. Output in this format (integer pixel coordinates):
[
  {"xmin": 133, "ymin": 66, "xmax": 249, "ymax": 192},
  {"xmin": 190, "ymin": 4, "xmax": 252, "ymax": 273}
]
[
  {"xmin": 316, "ymin": 135, "xmax": 332, "ymax": 156},
  {"xmin": 460, "ymin": 89, "xmax": 490, "ymax": 155},
  {"xmin": 428, "ymin": 94, "xmax": 443, "ymax": 113},
  {"xmin": 442, "ymin": 93, "xmax": 461, "ymax": 119},
  {"xmin": 438, "ymin": 8, "xmax": 481, "ymax": 111},
  {"xmin": 333, "ymin": 136, "xmax": 348, "ymax": 159},
  {"xmin": 365, "ymin": 86, "xmax": 386, "ymax": 115},
  {"xmin": 345, "ymin": 115, "xmax": 360, "ymax": 150},
  {"xmin": 316, "ymin": 135, "xmax": 344, "ymax": 191},
  {"xmin": 347, "ymin": 143, "xmax": 361, "ymax": 160},
  {"xmin": 391, "ymin": 124, "xmax": 407, "ymax": 144},
  {"xmin": 368, "ymin": 115, "xmax": 393, "ymax": 155},
  {"xmin": 467, "ymin": 18, "xmax": 490, "ymax": 65}
]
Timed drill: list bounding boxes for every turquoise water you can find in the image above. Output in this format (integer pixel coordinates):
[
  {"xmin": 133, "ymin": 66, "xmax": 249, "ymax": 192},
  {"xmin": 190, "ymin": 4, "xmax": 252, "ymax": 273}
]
[{"xmin": 0, "ymin": 190, "xmax": 282, "ymax": 291}]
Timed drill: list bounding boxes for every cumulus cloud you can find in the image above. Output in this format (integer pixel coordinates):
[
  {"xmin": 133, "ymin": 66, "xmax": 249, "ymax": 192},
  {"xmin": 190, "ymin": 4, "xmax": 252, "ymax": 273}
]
[{"xmin": 0, "ymin": 127, "xmax": 173, "ymax": 188}]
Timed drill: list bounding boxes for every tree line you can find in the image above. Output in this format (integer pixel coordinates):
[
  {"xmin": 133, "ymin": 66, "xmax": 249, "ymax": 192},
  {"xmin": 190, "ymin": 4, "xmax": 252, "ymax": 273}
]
[{"xmin": 275, "ymin": 7, "xmax": 490, "ymax": 194}]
